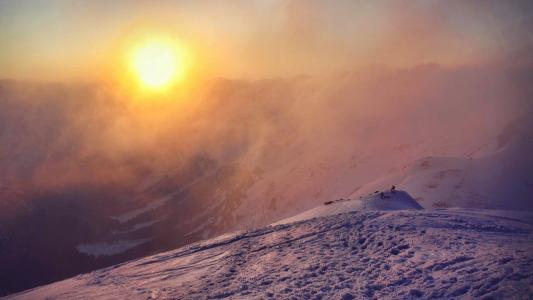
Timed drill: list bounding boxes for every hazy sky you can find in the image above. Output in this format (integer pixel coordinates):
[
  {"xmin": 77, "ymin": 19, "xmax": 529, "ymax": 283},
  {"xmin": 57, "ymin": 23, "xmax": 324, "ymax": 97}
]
[{"xmin": 1, "ymin": 0, "xmax": 532, "ymax": 80}]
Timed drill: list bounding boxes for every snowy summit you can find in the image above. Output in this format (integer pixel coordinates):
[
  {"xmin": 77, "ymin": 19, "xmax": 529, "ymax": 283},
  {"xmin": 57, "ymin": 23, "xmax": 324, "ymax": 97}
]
[{"xmin": 7, "ymin": 191, "xmax": 533, "ymax": 299}]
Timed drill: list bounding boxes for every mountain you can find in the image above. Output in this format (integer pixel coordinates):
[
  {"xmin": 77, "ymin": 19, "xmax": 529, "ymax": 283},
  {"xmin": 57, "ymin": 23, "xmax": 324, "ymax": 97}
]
[
  {"xmin": 6, "ymin": 192, "xmax": 533, "ymax": 299},
  {"xmin": 349, "ymin": 118, "xmax": 533, "ymax": 210},
  {"xmin": 1, "ymin": 65, "xmax": 532, "ymax": 295},
  {"xmin": 65, "ymin": 117, "xmax": 532, "ymax": 275}
]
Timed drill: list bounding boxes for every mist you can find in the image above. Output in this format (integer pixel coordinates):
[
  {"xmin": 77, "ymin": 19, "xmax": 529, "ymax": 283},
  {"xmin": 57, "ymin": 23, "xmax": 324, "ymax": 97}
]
[
  {"xmin": 1, "ymin": 63, "xmax": 531, "ymax": 213},
  {"xmin": 1, "ymin": 0, "xmax": 533, "ymax": 296}
]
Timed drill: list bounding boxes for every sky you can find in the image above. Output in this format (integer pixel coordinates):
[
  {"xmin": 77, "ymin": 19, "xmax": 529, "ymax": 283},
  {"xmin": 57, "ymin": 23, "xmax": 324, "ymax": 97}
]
[{"xmin": 1, "ymin": 0, "xmax": 532, "ymax": 81}]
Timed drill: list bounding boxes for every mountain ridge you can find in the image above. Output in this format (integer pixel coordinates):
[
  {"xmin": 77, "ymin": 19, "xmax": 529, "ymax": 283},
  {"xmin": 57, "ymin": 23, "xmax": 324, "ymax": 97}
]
[{"xmin": 6, "ymin": 192, "xmax": 533, "ymax": 299}]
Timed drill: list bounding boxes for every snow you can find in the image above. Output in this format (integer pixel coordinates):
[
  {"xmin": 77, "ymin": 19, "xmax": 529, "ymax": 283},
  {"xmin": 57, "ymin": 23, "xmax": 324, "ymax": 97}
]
[
  {"xmin": 112, "ymin": 219, "xmax": 164, "ymax": 235},
  {"xmin": 276, "ymin": 190, "xmax": 422, "ymax": 225},
  {"xmin": 111, "ymin": 168, "xmax": 220, "ymax": 223},
  {"xmin": 76, "ymin": 239, "xmax": 151, "ymax": 257},
  {"xmin": 9, "ymin": 198, "xmax": 533, "ymax": 299},
  {"xmin": 349, "ymin": 139, "xmax": 533, "ymax": 211},
  {"xmin": 230, "ymin": 113, "xmax": 533, "ymax": 231},
  {"xmin": 110, "ymin": 197, "xmax": 169, "ymax": 223}
]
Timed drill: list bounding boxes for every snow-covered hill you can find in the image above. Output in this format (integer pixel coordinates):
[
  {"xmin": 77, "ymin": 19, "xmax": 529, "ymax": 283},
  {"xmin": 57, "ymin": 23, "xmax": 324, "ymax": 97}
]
[
  {"xmin": 8, "ymin": 194, "xmax": 533, "ymax": 299},
  {"xmin": 276, "ymin": 190, "xmax": 422, "ymax": 225},
  {"xmin": 349, "ymin": 120, "xmax": 533, "ymax": 211}
]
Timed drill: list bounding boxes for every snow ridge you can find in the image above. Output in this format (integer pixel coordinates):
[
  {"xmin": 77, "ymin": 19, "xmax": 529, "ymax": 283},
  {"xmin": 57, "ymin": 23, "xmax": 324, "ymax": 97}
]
[
  {"xmin": 276, "ymin": 190, "xmax": 422, "ymax": 225},
  {"xmin": 7, "ymin": 206, "xmax": 533, "ymax": 299}
]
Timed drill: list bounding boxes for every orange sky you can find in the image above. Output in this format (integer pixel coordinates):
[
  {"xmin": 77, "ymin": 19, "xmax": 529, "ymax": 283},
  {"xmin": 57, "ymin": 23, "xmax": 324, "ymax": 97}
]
[{"xmin": 1, "ymin": 0, "xmax": 532, "ymax": 81}]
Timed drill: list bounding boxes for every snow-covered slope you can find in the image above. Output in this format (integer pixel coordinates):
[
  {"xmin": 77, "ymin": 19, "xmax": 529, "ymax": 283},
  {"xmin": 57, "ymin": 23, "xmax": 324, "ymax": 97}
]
[
  {"xmin": 276, "ymin": 190, "xmax": 422, "ymax": 225},
  {"xmin": 8, "ymin": 199, "xmax": 533, "ymax": 299},
  {"xmin": 349, "ymin": 131, "xmax": 533, "ymax": 211},
  {"xmin": 233, "ymin": 117, "xmax": 533, "ymax": 229}
]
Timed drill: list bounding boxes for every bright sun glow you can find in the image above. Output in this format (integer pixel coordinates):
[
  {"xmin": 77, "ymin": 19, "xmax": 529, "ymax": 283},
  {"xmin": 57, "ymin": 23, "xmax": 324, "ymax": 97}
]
[{"xmin": 130, "ymin": 38, "xmax": 185, "ymax": 90}]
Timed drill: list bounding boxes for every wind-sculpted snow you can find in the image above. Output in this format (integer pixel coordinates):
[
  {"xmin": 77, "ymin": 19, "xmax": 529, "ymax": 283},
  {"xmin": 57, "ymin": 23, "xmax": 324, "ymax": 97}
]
[{"xmin": 7, "ymin": 208, "xmax": 533, "ymax": 299}]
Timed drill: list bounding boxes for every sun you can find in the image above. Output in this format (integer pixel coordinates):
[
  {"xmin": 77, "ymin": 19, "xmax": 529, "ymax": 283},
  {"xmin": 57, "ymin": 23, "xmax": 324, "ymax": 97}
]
[{"xmin": 129, "ymin": 38, "xmax": 185, "ymax": 90}]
